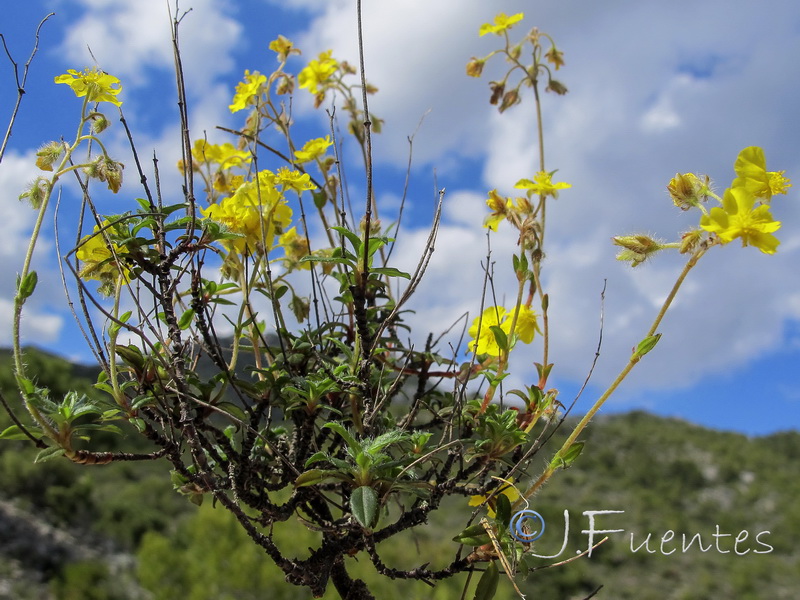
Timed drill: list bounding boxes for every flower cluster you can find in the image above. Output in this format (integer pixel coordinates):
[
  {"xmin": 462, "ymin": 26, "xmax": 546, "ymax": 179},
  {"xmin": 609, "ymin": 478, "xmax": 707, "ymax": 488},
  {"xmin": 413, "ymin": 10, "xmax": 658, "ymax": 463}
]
[
  {"xmin": 698, "ymin": 147, "xmax": 790, "ymax": 254},
  {"xmin": 615, "ymin": 146, "xmax": 791, "ymax": 267},
  {"xmin": 468, "ymin": 12, "xmax": 568, "ymax": 112},
  {"xmin": 298, "ymin": 50, "xmax": 339, "ymax": 107},
  {"xmin": 201, "ymin": 170, "xmax": 294, "ymax": 256},
  {"xmin": 483, "ymin": 171, "xmax": 571, "ymax": 232},
  {"xmin": 229, "ymin": 70, "xmax": 267, "ymax": 113}
]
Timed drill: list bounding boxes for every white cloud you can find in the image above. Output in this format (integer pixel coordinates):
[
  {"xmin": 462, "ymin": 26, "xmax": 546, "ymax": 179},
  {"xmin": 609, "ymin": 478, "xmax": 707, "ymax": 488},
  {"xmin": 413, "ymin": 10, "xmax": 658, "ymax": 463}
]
[{"xmin": 55, "ymin": 0, "xmax": 241, "ymax": 92}]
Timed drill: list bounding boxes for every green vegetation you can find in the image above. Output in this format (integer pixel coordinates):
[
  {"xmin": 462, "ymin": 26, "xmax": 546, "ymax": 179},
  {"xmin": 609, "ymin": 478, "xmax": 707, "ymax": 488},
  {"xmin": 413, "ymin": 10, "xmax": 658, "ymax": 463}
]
[{"xmin": 1, "ymin": 349, "xmax": 797, "ymax": 599}]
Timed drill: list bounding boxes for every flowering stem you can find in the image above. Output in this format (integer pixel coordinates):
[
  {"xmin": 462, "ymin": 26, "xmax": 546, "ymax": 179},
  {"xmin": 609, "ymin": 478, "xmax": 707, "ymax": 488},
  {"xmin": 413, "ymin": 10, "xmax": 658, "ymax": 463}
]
[
  {"xmin": 515, "ymin": 246, "xmax": 707, "ymax": 505},
  {"xmin": 532, "ymin": 76, "xmax": 551, "ymax": 373}
]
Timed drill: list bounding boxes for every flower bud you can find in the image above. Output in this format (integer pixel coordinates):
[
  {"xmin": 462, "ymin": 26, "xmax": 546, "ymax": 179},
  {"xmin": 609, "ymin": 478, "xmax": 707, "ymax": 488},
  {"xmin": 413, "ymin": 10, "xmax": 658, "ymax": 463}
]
[
  {"xmin": 86, "ymin": 156, "xmax": 124, "ymax": 193},
  {"xmin": 546, "ymin": 79, "xmax": 568, "ymax": 95},
  {"xmin": 90, "ymin": 112, "xmax": 111, "ymax": 134},
  {"xmin": 499, "ymin": 89, "xmax": 520, "ymax": 112},
  {"xmin": 489, "ymin": 81, "xmax": 505, "ymax": 105},
  {"xmin": 35, "ymin": 141, "xmax": 65, "ymax": 172},
  {"xmin": 19, "ymin": 177, "xmax": 50, "ymax": 209},
  {"xmin": 275, "ymin": 74, "xmax": 294, "ymax": 95},
  {"xmin": 667, "ymin": 173, "xmax": 709, "ymax": 210},
  {"xmin": 679, "ymin": 229, "xmax": 704, "ymax": 254},
  {"xmin": 466, "ymin": 57, "xmax": 485, "ymax": 78},
  {"xmin": 359, "ymin": 215, "xmax": 381, "ymax": 236},
  {"xmin": 612, "ymin": 234, "xmax": 663, "ymax": 267}
]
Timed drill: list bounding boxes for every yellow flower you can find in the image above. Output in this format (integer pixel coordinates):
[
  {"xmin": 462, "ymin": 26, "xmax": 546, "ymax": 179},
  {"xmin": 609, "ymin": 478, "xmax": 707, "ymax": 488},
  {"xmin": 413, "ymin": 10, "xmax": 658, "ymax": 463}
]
[
  {"xmin": 229, "ymin": 70, "xmax": 267, "ymax": 113},
  {"xmin": 699, "ymin": 186, "xmax": 781, "ymax": 254},
  {"xmin": 279, "ymin": 227, "xmax": 311, "ymax": 270},
  {"xmin": 479, "ymin": 12, "xmax": 524, "ymax": 36},
  {"xmin": 545, "ymin": 46, "xmax": 565, "ymax": 70},
  {"xmin": 513, "ymin": 305, "xmax": 540, "ymax": 344},
  {"xmin": 732, "ymin": 146, "xmax": 791, "ymax": 201},
  {"xmin": 469, "ymin": 481, "xmax": 521, "ymax": 518},
  {"xmin": 469, "ymin": 306, "xmax": 507, "ymax": 356},
  {"xmin": 515, "ymin": 172, "xmax": 571, "ymax": 199},
  {"xmin": 468, "ymin": 305, "xmax": 539, "ymax": 356},
  {"xmin": 268, "ymin": 35, "xmax": 299, "ymax": 62},
  {"xmin": 483, "ymin": 189, "xmax": 511, "ymax": 231},
  {"xmin": 276, "ymin": 167, "xmax": 316, "ymax": 193},
  {"xmin": 54, "ymin": 68, "xmax": 123, "ymax": 107},
  {"xmin": 76, "ymin": 220, "xmax": 131, "ymax": 289},
  {"xmin": 201, "ymin": 170, "xmax": 292, "ymax": 254},
  {"xmin": 294, "ymin": 136, "xmax": 333, "ymax": 164},
  {"xmin": 298, "ymin": 50, "xmax": 338, "ymax": 95},
  {"xmin": 191, "ymin": 140, "xmax": 251, "ymax": 170}
]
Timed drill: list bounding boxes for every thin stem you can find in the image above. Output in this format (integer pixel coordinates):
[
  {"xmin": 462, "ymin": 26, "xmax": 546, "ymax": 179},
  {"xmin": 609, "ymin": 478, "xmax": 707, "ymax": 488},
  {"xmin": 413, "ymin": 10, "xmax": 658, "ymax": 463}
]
[{"xmin": 516, "ymin": 246, "xmax": 707, "ymax": 505}]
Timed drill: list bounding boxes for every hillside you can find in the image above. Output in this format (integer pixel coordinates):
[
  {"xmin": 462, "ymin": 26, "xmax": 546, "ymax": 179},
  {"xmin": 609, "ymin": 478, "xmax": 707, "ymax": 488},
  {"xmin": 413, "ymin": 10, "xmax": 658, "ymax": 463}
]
[{"xmin": 1, "ymin": 348, "xmax": 798, "ymax": 599}]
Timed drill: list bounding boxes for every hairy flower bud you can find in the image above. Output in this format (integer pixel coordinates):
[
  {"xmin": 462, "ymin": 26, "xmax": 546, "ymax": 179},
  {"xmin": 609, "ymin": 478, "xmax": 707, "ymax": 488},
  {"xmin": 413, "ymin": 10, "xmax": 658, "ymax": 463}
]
[
  {"xmin": 89, "ymin": 112, "xmax": 111, "ymax": 134},
  {"xmin": 667, "ymin": 172, "xmax": 709, "ymax": 210},
  {"xmin": 612, "ymin": 234, "xmax": 663, "ymax": 267},
  {"xmin": 679, "ymin": 229, "xmax": 704, "ymax": 254},
  {"xmin": 19, "ymin": 177, "xmax": 50, "ymax": 209},
  {"xmin": 86, "ymin": 156, "xmax": 124, "ymax": 193},
  {"xmin": 35, "ymin": 141, "xmax": 65, "ymax": 172}
]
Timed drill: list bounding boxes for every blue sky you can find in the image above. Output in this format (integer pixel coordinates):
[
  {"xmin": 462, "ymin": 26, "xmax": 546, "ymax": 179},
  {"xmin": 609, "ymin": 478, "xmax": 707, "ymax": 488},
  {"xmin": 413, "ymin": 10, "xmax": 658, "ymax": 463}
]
[{"xmin": 1, "ymin": 0, "xmax": 799, "ymax": 435}]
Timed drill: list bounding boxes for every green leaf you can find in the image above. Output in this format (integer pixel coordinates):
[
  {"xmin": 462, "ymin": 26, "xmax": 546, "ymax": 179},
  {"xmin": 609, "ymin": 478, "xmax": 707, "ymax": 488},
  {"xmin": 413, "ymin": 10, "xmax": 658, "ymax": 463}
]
[
  {"xmin": 304, "ymin": 451, "xmax": 329, "ymax": 468},
  {"xmin": 550, "ymin": 441, "xmax": 585, "ymax": 470},
  {"xmin": 631, "ymin": 333, "xmax": 662, "ymax": 363},
  {"xmin": 323, "ymin": 422, "xmax": 361, "ymax": 453},
  {"xmin": 370, "ymin": 266, "xmax": 411, "ymax": 279},
  {"xmin": 294, "ymin": 468, "xmax": 345, "ymax": 487},
  {"xmin": 494, "ymin": 493, "xmax": 512, "ymax": 528},
  {"xmin": 215, "ymin": 402, "xmax": 247, "ymax": 422},
  {"xmin": 178, "ymin": 308, "xmax": 195, "ymax": 330},
  {"xmin": 16, "ymin": 271, "xmax": 38, "ymax": 301},
  {"xmin": 109, "ymin": 310, "xmax": 132, "ymax": 336},
  {"xmin": 473, "ymin": 561, "xmax": 499, "ymax": 600},
  {"xmin": 330, "ymin": 226, "xmax": 363, "ymax": 254},
  {"xmin": 35, "ymin": 445, "xmax": 66, "ymax": 463},
  {"xmin": 15, "ymin": 375, "xmax": 35, "ymax": 396},
  {"xmin": 350, "ymin": 485, "xmax": 378, "ymax": 529},
  {"xmin": 489, "ymin": 326, "xmax": 508, "ymax": 352},
  {"xmin": 0, "ymin": 425, "xmax": 32, "ymax": 441},
  {"xmin": 453, "ymin": 523, "xmax": 491, "ymax": 547}
]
